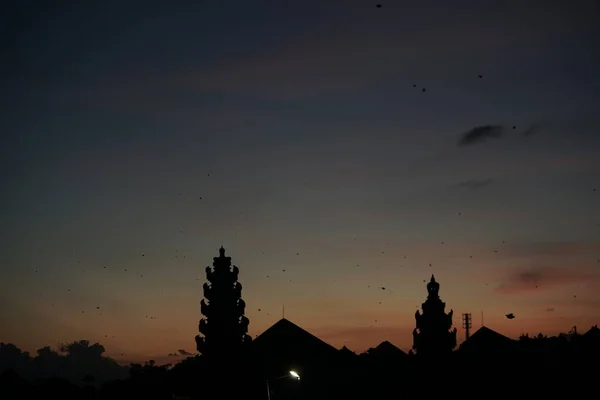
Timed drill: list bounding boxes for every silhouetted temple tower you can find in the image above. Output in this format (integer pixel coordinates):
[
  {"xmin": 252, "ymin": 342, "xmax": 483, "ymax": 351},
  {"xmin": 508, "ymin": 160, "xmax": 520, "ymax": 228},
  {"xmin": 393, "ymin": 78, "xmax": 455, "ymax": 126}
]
[
  {"xmin": 412, "ymin": 275, "xmax": 458, "ymax": 358},
  {"xmin": 195, "ymin": 246, "xmax": 252, "ymax": 361}
]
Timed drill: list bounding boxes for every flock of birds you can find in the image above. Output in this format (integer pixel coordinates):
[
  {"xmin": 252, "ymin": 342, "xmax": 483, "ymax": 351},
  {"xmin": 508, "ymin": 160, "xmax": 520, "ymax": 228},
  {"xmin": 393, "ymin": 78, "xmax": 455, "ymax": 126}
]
[
  {"xmin": 27, "ymin": 79, "xmax": 597, "ymax": 350},
  {"xmin": 19, "ymin": 2, "xmax": 599, "ymax": 357},
  {"xmin": 36, "ymin": 211, "xmax": 596, "ymax": 333}
]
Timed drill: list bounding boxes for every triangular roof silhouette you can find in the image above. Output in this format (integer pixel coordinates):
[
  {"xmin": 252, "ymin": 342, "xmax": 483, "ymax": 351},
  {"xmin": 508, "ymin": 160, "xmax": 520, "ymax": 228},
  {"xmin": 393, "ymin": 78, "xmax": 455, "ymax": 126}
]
[
  {"xmin": 0, "ymin": 368, "xmax": 28, "ymax": 386},
  {"xmin": 583, "ymin": 325, "xmax": 600, "ymax": 338},
  {"xmin": 460, "ymin": 326, "xmax": 515, "ymax": 352},
  {"xmin": 374, "ymin": 341, "xmax": 407, "ymax": 356},
  {"xmin": 253, "ymin": 318, "xmax": 339, "ymax": 355},
  {"xmin": 339, "ymin": 345, "xmax": 358, "ymax": 359}
]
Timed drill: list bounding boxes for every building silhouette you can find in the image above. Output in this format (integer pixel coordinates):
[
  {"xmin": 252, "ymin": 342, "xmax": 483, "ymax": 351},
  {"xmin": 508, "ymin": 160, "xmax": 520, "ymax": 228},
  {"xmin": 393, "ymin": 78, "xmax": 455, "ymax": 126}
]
[
  {"xmin": 194, "ymin": 247, "xmax": 256, "ymax": 399},
  {"xmin": 459, "ymin": 326, "xmax": 516, "ymax": 355},
  {"xmin": 251, "ymin": 318, "xmax": 340, "ymax": 378},
  {"xmin": 251, "ymin": 318, "xmax": 352, "ymax": 400},
  {"xmin": 195, "ymin": 246, "xmax": 252, "ymax": 360},
  {"xmin": 3, "ymin": 245, "xmax": 600, "ymax": 399},
  {"xmin": 412, "ymin": 275, "xmax": 457, "ymax": 358}
]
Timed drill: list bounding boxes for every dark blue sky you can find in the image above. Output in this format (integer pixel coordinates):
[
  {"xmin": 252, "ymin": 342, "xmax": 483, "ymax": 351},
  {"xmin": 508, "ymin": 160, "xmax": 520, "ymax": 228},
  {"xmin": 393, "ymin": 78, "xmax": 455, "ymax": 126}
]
[{"xmin": 1, "ymin": 0, "xmax": 599, "ymax": 362}]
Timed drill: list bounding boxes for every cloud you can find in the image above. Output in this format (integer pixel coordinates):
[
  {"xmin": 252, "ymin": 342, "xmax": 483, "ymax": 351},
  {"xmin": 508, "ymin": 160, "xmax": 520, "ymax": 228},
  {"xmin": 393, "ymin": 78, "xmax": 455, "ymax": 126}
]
[
  {"xmin": 500, "ymin": 241, "xmax": 600, "ymax": 259},
  {"xmin": 453, "ymin": 178, "xmax": 496, "ymax": 190},
  {"xmin": 522, "ymin": 122, "xmax": 544, "ymax": 137},
  {"xmin": 495, "ymin": 265, "xmax": 600, "ymax": 295},
  {"xmin": 547, "ymin": 155, "xmax": 600, "ymax": 170},
  {"xmin": 457, "ymin": 125, "xmax": 504, "ymax": 146},
  {"xmin": 52, "ymin": 1, "xmax": 582, "ymax": 111},
  {"xmin": 556, "ymin": 298, "xmax": 600, "ymax": 312},
  {"xmin": 166, "ymin": 350, "xmax": 194, "ymax": 358}
]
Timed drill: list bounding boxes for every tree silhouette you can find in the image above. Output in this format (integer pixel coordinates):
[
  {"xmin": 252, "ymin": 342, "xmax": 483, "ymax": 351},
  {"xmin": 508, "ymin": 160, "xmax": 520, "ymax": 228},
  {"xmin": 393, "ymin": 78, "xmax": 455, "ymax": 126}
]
[
  {"xmin": 59, "ymin": 340, "xmax": 105, "ymax": 359},
  {"xmin": 0, "ymin": 340, "xmax": 127, "ymax": 386},
  {"xmin": 82, "ymin": 374, "xmax": 95, "ymax": 385},
  {"xmin": 32, "ymin": 346, "xmax": 63, "ymax": 380},
  {"xmin": 0, "ymin": 343, "xmax": 31, "ymax": 380}
]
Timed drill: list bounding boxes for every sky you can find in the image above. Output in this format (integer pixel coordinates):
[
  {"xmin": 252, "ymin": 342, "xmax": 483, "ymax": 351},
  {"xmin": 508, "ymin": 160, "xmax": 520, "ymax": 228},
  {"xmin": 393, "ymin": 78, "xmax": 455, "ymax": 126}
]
[{"xmin": 1, "ymin": 0, "xmax": 599, "ymax": 365}]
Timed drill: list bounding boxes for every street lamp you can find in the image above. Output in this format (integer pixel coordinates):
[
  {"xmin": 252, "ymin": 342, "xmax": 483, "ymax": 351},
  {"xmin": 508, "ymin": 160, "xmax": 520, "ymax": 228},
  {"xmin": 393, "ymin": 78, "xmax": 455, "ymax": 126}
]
[{"xmin": 266, "ymin": 370, "xmax": 300, "ymax": 400}]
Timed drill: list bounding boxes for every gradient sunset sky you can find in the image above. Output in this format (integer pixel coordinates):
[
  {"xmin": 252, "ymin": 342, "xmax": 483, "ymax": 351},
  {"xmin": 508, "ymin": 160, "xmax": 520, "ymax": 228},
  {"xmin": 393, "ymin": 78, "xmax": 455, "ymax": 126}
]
[{"xmin": 1, "ymin": 0, "xmax": 599, "ymax": 364}]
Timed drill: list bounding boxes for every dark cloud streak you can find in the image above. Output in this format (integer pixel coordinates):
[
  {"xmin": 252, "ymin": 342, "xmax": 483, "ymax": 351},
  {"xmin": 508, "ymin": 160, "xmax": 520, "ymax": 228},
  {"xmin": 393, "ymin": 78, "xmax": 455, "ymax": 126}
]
[
  {"xmin": 495, "ymin": 265, "xmax": 600, "ymax": 295},
  {"xmin": 522, "ymin": 122, "xmax": 544, "ymax": 137},
  {"xmin": 454, "ymin": 178, "xmax": 496, "ymax": 190},
  {"xmin": 457, "ymin": 125, "xmax": 504, "ymax": 146},
  {"xmin": 501, "ymin": 241, "xmax": 600, "ymax": 258}
]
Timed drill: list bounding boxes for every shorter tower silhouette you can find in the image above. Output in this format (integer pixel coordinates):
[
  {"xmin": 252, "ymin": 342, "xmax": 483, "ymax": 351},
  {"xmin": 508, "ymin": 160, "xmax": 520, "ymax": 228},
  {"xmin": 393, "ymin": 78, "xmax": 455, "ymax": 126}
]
[
  {"xmin": 412, "ymin": 275, "xmax": 458, "ymax": 357},
  {"xmin": 195, "ymin": 246, "xmax": 252, "ymax": 361}
]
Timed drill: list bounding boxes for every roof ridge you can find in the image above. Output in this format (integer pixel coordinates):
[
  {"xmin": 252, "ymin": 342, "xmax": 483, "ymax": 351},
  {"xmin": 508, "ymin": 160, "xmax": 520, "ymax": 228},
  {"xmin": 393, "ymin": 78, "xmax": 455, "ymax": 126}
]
[
  {"xmin": 468, "ymin": 326, "xmax": 514, "ymax": 342},
  {"xmin": 254, "ymin": 318, "xmax": 338, "ymax": 352}
]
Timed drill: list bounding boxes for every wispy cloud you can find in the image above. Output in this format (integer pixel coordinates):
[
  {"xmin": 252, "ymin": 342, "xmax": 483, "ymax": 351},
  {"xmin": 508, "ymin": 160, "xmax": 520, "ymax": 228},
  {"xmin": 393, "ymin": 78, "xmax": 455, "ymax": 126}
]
[
  {"xmin": 500, "ymin": 241, "xmax": 600, "ymax": 259},
  {"xmin": 522, "ymin": 122, "xmax": 544, "ymax": 137},
  {"xmin": 50, "ymin": 1, "xmax": 581, "ymax": 110},
  {"xmin": 554, "ymin": 298, "xmax": 600, "ymax": 312},
  {"xmin": 457, "ymin": 125, "xmax": 504, "ymax": 146},
  {"xmin": 453, "ymin": 178, "xmax": 496, "ymax": 190},
  {"xmin": 166, "ymin": 349, "xmax": 193, "ymax": 357},
  {"xmin": 495, "ymin": 265, "xmax": 600, "ymax": 295},
  {"xmin": 546, "ymin": 155, "xmax": 600, "ymax": 170}
]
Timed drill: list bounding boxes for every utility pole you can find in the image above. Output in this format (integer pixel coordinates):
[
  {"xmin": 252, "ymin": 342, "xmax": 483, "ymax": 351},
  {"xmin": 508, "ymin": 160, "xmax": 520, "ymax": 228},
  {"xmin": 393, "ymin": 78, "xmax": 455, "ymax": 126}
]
[{"xmin": 462, "ymin": 313, "xmax": 472, "ymax": 341}]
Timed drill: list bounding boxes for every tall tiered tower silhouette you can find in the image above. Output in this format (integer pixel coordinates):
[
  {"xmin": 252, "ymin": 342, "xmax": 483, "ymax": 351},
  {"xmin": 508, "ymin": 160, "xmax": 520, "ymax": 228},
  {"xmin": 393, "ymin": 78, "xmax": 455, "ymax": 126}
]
[
  {"xmin": 412, "ymin": 275, "xmax": 457, "ymax": 358},
  {"xmin": 195, "ymin": 246, "xmax": 252, "ymax": 361}
]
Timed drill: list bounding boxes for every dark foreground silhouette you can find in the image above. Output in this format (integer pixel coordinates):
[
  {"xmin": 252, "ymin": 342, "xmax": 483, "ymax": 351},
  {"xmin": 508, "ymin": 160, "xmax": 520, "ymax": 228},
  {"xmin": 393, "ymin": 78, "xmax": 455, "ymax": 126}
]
[
  {"xmin": 2, "ymin": 327, "xmax": 600, "ymax": 400},
  {"xmin": 2, "ymin": 248, "xmax": 599, "ymax": 399}
]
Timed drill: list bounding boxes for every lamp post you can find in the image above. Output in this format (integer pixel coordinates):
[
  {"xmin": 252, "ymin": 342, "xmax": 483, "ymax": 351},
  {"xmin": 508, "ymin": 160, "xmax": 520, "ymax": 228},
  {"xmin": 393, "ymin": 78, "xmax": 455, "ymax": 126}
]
[{"xmin": 266, "ymin": 370, "xmax": 300, "ymax": 400}]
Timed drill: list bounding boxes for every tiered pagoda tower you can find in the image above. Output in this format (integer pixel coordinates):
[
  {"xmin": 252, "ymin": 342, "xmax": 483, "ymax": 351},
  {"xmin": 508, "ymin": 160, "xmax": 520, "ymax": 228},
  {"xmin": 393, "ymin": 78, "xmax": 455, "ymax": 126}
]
[
  {"xmin": 412, "ymin": 275, "xmax": 457, "ymax": 358},
  {"xmin": 195, "ymin": 246, "xmax": 252, "ymax": 361}
]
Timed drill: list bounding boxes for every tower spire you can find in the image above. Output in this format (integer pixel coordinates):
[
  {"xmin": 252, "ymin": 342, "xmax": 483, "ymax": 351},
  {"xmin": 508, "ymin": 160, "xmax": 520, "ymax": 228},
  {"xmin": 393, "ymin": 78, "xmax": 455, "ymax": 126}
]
[
  {"xmin": 195, "ymin": 246, "xmax": 252, "ymax": 361},
  {"xmin": 413, "ymin": 275, "xmax": 457, "ymax": 358}
]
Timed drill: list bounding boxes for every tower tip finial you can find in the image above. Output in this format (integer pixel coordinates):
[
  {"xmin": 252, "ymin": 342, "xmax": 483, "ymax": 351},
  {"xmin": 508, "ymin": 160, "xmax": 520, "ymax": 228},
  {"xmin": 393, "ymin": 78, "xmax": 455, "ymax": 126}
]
[
  {"xmin": 430, "ymin": 274, "xmax": 436, "ymax": 282},
  {"xmin": 219, "ymin": 246, "xmax": 225, "ymax": 256}
]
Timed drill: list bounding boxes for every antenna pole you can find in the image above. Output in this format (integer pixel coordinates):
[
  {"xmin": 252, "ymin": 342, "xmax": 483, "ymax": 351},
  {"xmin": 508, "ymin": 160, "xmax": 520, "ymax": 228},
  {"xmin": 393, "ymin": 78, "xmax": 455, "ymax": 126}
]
[
  {"xmin": 282, "ymin": 306, "xmax": 285, "ymax": 319},
  {"xmin": 481, "ymin": 310, "xmax": 484, "ymax": 327},
  {"xmin": 462, "ymin": 313, "xmax": 472, "ymax": 341}
]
